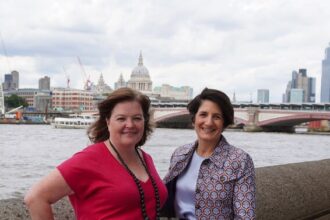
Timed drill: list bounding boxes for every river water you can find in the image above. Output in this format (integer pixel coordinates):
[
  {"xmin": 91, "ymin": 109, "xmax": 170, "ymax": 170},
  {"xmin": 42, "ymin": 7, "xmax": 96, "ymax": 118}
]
[{"xmin": 0, "ymin": 125, "xmax": 330, "ymax": 200}]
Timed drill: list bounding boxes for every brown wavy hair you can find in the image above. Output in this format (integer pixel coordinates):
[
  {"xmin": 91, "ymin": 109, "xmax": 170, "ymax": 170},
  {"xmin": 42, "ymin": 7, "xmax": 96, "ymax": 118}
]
[{"xmin": 87, "ymin": 87, "xmax": 154, "ymax": 146}]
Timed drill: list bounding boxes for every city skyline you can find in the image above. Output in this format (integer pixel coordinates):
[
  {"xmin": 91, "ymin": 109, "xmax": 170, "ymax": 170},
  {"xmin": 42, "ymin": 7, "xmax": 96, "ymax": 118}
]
[{"xmin": 1, "ymin": 0, "xmax": 330, "ymax": 102}]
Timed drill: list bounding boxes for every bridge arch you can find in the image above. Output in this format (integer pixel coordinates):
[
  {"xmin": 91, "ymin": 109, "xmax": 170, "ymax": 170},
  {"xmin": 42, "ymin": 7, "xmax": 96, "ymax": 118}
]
[
  {"xmin": 258, "ymin": 113, "xmax": 330, "ymax": 127},
  {"xmin": 154, "ymin": 109, "xmax": 189, "ymax": 122}
]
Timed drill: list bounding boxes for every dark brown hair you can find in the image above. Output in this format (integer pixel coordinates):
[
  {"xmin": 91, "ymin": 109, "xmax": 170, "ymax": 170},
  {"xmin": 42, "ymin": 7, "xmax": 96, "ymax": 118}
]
[
  {"xmin": 87, "ymin": 87, "xmax": 154, "ymax": 146},
  {"xmin": 187, "ymin": 88, "xmax": 234, "ymax": 128}
]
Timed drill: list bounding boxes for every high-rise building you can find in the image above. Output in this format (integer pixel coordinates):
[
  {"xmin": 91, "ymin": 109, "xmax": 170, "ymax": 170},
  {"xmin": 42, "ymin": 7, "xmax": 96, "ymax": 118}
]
[
  {"xmin": 257, "ymin": 89, "xmax": 269, "ymax": 103},
  {"xmin": 11, "ymin": 70, "xmax": 19, "ymax": 89},
  {"xmin": 308, "ymin": 77, "xmax": 316, "ymax": 102},
  {"xmin": 283, "ymin": 69, "xmax": 315, "ymax": 103},
  {"xmin": 38, "ymin": 76, "xmax": 50, "ymax": 90},
  {"xmin": 2, "ymin": 70, "xmax": 19, "ymax": 91},
  {"xmin": 0, "ymin": 83, "xmax": 4, "ymax": 114},
  {"xmin": 321, "ymin": 43, "xmax": 330, "ymax": 102},
  {"xmin": 290, "ymin": 88, "xmax": 304, "ymax": 103}
]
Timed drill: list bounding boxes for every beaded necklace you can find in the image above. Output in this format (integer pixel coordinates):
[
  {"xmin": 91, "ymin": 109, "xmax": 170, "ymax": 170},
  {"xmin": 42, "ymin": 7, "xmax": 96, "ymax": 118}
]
[{"xmin": 108, "ymin": 139, "xmax": 160, "ymax": 220}]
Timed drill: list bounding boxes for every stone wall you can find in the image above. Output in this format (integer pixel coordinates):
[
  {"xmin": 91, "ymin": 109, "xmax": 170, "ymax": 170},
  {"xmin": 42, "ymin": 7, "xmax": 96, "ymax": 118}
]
[{"xmin": 1, "ymin": 159, "xmax": 330, "ymax": 219}]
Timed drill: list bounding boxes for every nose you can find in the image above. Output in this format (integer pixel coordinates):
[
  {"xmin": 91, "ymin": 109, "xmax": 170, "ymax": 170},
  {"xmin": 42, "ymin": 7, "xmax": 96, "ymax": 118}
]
[
  {"xmin": 125, "ymin": 118, "xmax": 134, "ymax": 127},
  {"xmin": 205, "ymin": 116, "xmax": 213, "ymax": 125}
]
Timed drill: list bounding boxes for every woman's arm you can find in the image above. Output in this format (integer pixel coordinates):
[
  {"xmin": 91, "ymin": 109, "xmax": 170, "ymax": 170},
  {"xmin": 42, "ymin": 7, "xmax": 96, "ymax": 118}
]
[
  {"xmin": 24, "ymin": 169, "xmax": 73, "ymax": 220},
  {"xmin": 233, "ymin": 154, "xmax": 256, "ymax": 220}
]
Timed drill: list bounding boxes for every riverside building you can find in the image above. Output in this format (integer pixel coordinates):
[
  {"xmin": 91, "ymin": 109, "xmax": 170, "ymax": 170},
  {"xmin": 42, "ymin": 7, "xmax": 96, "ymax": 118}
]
[{"xmin": 51, "ymin": 88, "xmax": 94, "ymax": 111}]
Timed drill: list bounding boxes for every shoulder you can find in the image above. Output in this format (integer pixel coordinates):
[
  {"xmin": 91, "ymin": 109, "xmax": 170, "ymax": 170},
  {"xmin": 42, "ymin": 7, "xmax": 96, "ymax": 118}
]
[
  {"xmin": 220, "ymin": 136, "xmax": 252, "ymax": 162},
  {"xmin": 59, "ymin": 142, "xmax": 107, "ymax": 168},
  {"xmin": 171, "ymin": 142, "xmax": 196, "ymax": 157},
  {"xmin": 74, "ymin": 142, "xmax": 106, "ymax": 158},
  {"xmin": 216, "ymin": 136, "xmax": 255, "ymax": 174}
]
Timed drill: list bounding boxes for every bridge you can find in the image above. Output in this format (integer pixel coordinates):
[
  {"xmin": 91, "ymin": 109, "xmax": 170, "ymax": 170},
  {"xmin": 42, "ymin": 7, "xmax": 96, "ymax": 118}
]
[{"xmin": 153, "ymin": 105, "xmax": 330, "ymax": 132}]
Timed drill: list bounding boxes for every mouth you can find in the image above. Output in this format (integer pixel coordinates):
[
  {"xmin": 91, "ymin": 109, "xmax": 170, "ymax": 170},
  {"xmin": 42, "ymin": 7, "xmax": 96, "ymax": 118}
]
[
  {"xmin": 122, "ymin": 130, "xmax": 139, "ymax": 135},
  {"xmin": 201, "ymin": 127, "xmax": 216, "ymax": 134}
]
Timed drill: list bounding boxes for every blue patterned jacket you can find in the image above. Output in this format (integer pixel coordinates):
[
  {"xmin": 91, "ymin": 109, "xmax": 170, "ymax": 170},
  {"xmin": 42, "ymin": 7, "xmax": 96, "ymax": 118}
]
[{"xmin": 161, "ymin": 136, "xmax": 256, "ymax": 220}]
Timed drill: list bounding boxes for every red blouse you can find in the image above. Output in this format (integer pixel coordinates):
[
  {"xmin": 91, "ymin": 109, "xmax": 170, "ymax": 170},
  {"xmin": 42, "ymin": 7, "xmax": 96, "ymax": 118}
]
[{"xmin": 57, "ymin": 142, "xmax": 168, "ymax": 220}]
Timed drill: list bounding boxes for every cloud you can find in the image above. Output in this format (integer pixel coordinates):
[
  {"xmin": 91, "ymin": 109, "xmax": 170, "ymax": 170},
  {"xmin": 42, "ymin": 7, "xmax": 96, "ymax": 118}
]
[{"xmin": 1, "ymin": 0, "xmax": 330, "ymax": 102}]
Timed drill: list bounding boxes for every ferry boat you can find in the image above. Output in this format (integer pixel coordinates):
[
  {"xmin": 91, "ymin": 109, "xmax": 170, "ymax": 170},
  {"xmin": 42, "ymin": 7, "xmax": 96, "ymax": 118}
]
[{"xmin": 51, "ymin": 115, "xmax": 96, "ymax": 129}]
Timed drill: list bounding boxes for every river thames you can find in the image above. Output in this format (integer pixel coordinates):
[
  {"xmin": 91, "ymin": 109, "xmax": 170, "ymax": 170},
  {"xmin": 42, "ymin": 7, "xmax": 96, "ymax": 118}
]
[{"xmin": 0, "ymin": 124, "xmax": 330, "ymax": 199}]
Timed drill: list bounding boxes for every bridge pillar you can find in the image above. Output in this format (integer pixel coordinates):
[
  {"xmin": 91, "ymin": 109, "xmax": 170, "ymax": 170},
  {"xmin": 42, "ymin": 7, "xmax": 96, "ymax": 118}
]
[{"xmin": 243, "ymin": 107, "xmax": 263, "ymax": 132}]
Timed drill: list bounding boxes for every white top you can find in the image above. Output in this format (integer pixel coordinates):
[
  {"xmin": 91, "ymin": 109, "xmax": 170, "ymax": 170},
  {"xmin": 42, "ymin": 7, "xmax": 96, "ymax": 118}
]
[{"xmin": 174, "ymin": 150, "xmax": 206, "ymax": 220}]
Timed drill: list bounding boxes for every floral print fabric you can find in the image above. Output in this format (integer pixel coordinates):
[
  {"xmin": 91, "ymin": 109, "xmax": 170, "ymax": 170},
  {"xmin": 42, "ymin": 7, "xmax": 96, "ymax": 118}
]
[{"xmin": 163, "ymin": 136, "xmax": 256, "ymax": 220}]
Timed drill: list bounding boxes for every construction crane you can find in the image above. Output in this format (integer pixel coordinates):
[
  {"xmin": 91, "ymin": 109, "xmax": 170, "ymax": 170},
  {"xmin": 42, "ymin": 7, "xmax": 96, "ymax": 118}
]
[
  {"xmin": 0, "ymin": 32, "xmax": 11, "ymax": 73},
  {"xmin": 77, "ymin": 56, "xmax": 92, "ymax": 90},
  {"xmin": 62, "ymin": 66, "xmax": 70, "ymax": 88}
]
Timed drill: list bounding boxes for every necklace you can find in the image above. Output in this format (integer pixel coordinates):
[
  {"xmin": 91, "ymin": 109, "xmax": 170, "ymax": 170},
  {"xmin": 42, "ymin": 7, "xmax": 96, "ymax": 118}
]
[{"xmin": 108, "ymin": 139, "xmax": 160, "ymax": 220}]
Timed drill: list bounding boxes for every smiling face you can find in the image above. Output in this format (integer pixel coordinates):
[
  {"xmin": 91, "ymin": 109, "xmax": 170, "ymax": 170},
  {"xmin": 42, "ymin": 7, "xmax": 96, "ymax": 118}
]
[
  {"xmin": 107, "ymin": 100, "xmax": 145, "ymax": 148},
  {"xmin": 193, "ymin": 100, "xmax": 224, "ymax": 147}
]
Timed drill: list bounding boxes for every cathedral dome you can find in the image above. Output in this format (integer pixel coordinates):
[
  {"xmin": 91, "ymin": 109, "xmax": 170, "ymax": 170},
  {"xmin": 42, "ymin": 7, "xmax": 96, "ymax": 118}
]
[
  {"xmin": 127, "ymin": 52, "xmax": 152, "ymax": 92},
  {"xmin": 131, "ymin": 52, "xmax": 150, "ymax": 79}
]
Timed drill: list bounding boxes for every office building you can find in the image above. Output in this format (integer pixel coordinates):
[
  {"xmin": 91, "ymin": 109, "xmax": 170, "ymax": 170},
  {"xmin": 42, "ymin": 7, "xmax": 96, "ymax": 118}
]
[
  {"xmin": 0, "ymin": 83, "xmax": 4, "ymax": 114},
  {"xmin": 38, "ymin": 76, "xmax": 50, "ymax": 90},
  {"xmin": 5, "ymin": 89, "xmax": 39, "ymax": 107},
  {"xmin": 2, "ymin": 70, "xmax": 19, "ymax": 91},
  {"xmin": 283, "ymin": 69, "xmax": 316, "ymax": 103},
  {"xmin": 51, "ymin": 88, "xmax": 94, "ymax": 111},
  {"xmin": 290, "ymin": 88, "xmax": 304, "ymax": 103},
  {"xmin": 153, "ymin": 84, "xmax": 193, "ymax": 100},
  {"xmin": 321, "ymin": 43, "xmax": 330, "ymax": 102},
  {"xmin": 257, "ymin": 89, "xmax": 270, "ymax": 103}
]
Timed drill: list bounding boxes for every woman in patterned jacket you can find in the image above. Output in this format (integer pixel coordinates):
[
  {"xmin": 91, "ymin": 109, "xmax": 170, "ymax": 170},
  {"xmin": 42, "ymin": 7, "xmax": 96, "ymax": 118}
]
[{"xmin": 161, "ymin": 88, "xmax": 256, "ymax": 220}]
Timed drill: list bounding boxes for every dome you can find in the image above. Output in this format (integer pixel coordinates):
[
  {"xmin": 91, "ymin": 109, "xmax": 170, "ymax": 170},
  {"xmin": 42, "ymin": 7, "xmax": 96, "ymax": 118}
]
[{"xmin": 131, "ymin": 52, "xmax": 150, "ymax": 79}]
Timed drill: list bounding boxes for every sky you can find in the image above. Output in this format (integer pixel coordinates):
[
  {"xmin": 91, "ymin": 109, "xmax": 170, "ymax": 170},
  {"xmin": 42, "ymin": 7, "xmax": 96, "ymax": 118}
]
[{"xmin": 1, "ymin": 0, "xmax": 330, "ymax": 103}]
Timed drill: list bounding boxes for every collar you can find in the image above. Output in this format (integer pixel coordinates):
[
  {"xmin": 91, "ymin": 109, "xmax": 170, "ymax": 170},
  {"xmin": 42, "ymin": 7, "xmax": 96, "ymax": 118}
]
[{"xmin": 170, "ymin": 136, "xmax": 230, "ymax": 173}]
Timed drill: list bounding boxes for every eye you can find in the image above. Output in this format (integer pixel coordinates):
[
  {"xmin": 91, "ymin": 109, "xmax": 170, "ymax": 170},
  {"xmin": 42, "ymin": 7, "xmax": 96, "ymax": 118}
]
[
  {"xmin": 198, "ymin": 112, "xmax": 207, "ymax": 117},
  {"xmin": 116, "ymin": 117, "xmax": 125, "ymax": 121},
  {"xmin": 214, "ymin": 115, "xmax": 223, "ymax": 120},
  {"xmin": 133, "ymin": 116, "xmax": 143, "ymax": 121}
]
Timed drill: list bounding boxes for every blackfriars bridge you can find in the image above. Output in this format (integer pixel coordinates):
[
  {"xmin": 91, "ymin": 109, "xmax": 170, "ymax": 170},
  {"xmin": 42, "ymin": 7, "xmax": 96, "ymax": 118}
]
[{"xmin": 153, "ymin": 103, "xmax": 330, "ymax": 132}]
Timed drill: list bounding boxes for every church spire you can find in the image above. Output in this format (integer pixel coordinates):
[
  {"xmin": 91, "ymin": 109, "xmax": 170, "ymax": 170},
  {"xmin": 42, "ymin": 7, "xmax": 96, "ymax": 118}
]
[
  {"xmin": 138, "ymin": 51, "xmax": 143, "ymax": 66},
  {"xmin": 232, "ymin": 91, "xmax": 236, "ymax": 103}
]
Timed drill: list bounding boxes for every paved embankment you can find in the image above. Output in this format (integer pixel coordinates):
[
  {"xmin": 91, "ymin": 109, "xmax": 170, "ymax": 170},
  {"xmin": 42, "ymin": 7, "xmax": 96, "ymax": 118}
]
[{"xmin": 1, "ymin": 159, "xmax": 330, "ymax": 220}]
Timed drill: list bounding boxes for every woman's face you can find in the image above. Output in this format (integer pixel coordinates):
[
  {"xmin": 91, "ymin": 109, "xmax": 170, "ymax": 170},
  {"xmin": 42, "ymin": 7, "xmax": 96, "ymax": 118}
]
[
  {"xmin": 107, "ymin": 100, "xmax": 145, "ymax": 148},
  {"xmin": 194, "ymin": 100, "xmax": 224, "ymax": 146}
]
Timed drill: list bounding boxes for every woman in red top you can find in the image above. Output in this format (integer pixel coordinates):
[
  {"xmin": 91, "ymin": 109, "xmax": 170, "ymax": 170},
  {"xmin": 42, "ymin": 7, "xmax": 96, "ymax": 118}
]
[{"xmin": 25, "ymin": 88, "xmax": 168, "ymax": 220}]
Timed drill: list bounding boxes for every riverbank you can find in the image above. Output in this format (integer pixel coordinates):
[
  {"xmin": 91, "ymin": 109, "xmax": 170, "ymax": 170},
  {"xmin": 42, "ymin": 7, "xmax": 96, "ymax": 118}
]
[{"xmin": 0, "ymin": 197, "xmax": 74, "ymax": 220}]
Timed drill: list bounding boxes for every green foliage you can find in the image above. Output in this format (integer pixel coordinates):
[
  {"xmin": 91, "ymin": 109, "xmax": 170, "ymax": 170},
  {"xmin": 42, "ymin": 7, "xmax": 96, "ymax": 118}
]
[{"xmin": 4, "ymin": 94, "xmax": 28, "ymax": 108}]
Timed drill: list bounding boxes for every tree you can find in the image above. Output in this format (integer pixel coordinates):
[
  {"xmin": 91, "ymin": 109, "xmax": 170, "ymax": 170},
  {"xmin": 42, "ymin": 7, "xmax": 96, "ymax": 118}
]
[{"xmin": 5, "ymin": 94, "xmax": 28, "ymax": 108}]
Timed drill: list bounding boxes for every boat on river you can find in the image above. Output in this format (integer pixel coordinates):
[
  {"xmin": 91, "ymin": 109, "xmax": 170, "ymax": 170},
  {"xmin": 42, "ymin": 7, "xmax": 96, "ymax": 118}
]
[{"xmin": 51, "ymin": 115, "xmax": 96, "ymax": 129}]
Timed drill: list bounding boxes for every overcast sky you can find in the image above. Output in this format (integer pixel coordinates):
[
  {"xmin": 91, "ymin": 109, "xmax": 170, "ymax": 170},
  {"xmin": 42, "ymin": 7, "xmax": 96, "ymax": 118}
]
[{"xmin": 1, "ymin": 0, "xmax": 330, "ymax": 102}]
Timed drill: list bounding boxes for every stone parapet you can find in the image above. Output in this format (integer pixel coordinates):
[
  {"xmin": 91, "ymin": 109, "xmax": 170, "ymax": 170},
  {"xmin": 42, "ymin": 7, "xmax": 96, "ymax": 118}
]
[{"xmin": 1, "ymin": 159, "xmax": 330, "ymax": 219}]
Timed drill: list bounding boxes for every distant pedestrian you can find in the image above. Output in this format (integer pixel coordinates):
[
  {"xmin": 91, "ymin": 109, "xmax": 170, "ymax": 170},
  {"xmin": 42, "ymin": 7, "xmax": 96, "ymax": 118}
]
[
  {"xmin": 25, "ymin": 87, "xmax": 168, "ymax": 220},
  {"xmin": 161, "ymin": 88, "xmax": 256, "ymax": 219}
]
